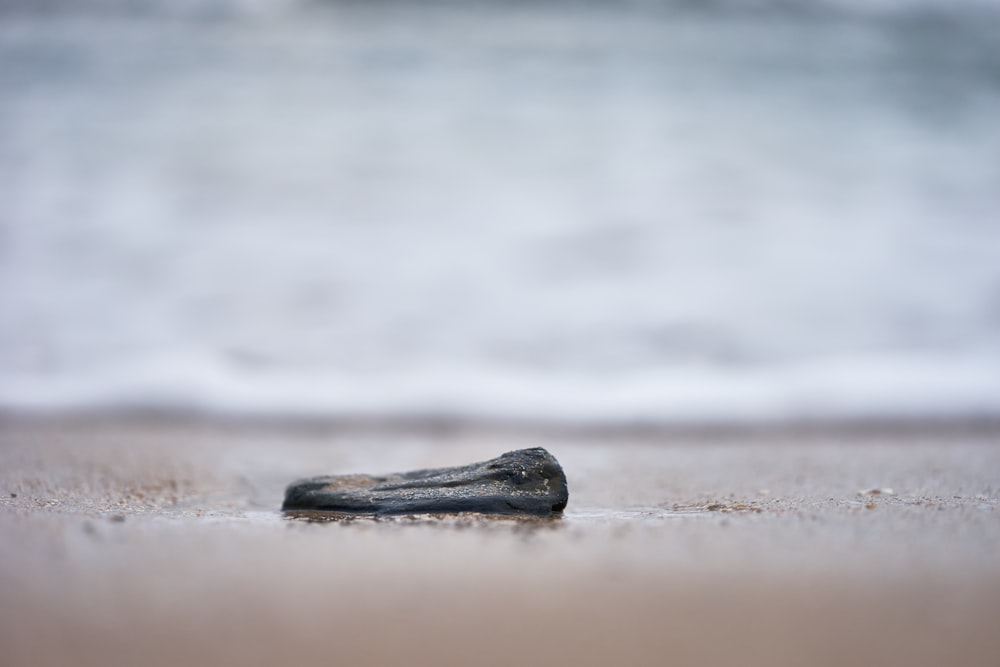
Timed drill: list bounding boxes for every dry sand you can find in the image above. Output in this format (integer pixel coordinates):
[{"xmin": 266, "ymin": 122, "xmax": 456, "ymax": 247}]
[{"xmin": 1, "ymin": 415, "xmax": 999, "ymax": 667}]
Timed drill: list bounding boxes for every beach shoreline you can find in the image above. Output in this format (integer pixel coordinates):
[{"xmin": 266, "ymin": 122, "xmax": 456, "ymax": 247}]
[{"xmin": 2, "ymin": 414, "xmax": 998, "ymax": 666}]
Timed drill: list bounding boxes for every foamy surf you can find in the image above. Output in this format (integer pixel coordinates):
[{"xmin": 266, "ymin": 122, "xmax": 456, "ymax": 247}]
[{"xmin": 4, "ymin": 351, "xmax": 998, "ymax": 423}]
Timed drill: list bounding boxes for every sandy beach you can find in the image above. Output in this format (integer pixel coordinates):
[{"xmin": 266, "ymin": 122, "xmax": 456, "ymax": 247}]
[{"xmin": 1, "ymin": 415, "xmax": 998, "ymax": 667}]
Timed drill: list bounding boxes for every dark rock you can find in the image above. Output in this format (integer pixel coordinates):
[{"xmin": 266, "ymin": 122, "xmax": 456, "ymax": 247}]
[{"xmin": 282, "ymin": 448, "xmax": 568, "ymax": 516}]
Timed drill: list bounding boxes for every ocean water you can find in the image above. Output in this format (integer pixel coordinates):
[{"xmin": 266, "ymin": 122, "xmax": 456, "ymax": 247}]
[{"xmin": 2, "ymin": 0, "xmax": 999, "ymax": 423}]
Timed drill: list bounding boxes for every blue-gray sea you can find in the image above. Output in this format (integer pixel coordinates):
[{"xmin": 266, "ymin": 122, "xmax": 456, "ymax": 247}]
[{"xmin": 2, "ymin": 0, "xmax": 999, "ymax": 423}]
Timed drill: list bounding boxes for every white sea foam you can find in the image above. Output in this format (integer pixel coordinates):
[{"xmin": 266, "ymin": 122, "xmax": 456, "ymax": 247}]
[{"xmin": 4, "ymin": 352, "xmax": 999, "ymax": 423}]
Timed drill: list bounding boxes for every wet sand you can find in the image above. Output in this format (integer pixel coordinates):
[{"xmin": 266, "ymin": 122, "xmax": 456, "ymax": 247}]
[{"xmin": 2, "ymin": 416, "xmax": 999, "ymax": 667}]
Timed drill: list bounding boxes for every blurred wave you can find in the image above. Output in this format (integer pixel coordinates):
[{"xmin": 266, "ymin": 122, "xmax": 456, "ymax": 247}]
[
  {"xmin": 2, "ymin": 0, "xmax": 999, "ymax": 423},
  {"xmin": 4, "ymin": 0, "xmax": 1000, "ymax": 20}
]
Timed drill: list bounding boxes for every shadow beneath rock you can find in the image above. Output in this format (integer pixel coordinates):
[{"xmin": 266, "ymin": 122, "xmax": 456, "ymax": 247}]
[{"xmin": 283, "ymin": 509, "xmax": 565, "ymax": 535}]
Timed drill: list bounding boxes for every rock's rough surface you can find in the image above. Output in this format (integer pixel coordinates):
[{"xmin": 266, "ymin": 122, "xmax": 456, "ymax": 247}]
[{"xmin": 282, "ymin": 448, "xmax": 568, "ymax": 516}]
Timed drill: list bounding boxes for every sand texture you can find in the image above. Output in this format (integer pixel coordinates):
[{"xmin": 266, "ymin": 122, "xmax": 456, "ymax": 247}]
[{"xmin": 1, "ymin": 416, "xmax": 999, "ymax": 667}]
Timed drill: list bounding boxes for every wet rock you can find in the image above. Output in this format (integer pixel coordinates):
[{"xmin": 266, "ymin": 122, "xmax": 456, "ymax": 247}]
[{"xmin": 282, "ymin": 448, "xmax": 568, "ymax": 516}]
